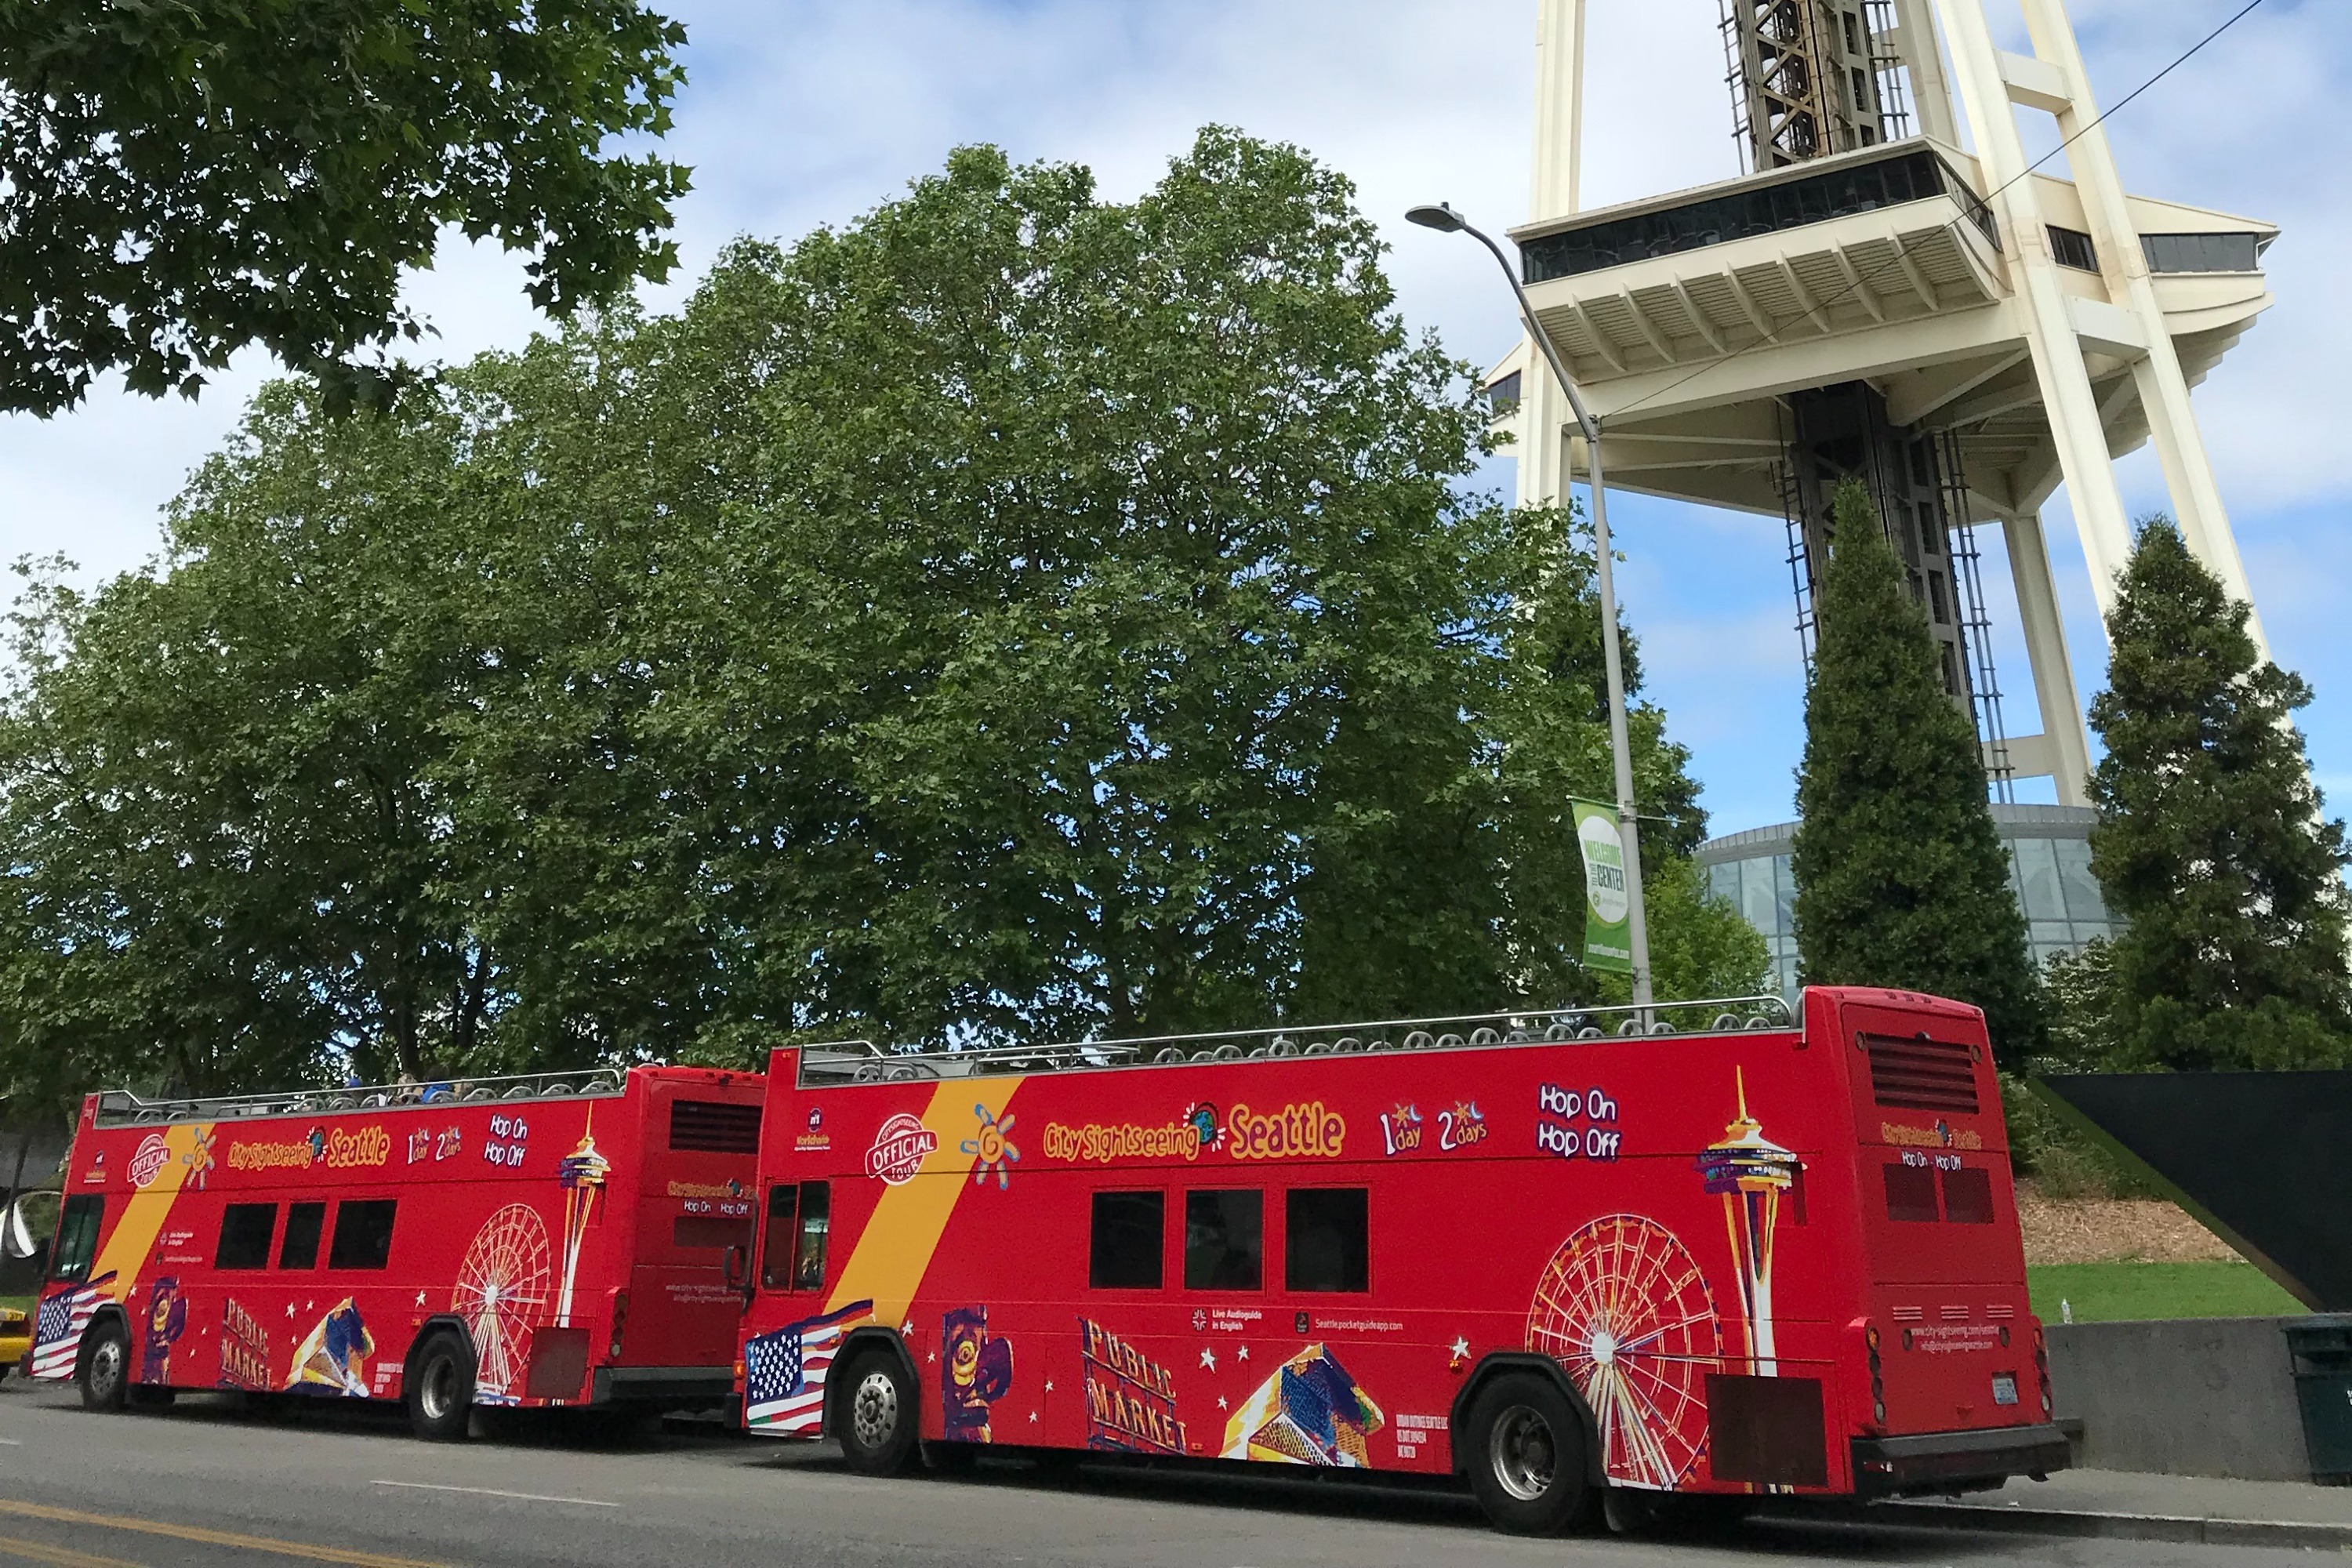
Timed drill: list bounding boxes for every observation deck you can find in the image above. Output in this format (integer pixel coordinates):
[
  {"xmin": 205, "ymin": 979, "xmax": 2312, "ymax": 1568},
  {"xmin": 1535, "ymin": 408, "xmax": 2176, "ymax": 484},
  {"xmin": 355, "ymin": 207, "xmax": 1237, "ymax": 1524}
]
[{"xmin": 1489, "ymin": 136, "xmax": 2276, "ymax": 524}]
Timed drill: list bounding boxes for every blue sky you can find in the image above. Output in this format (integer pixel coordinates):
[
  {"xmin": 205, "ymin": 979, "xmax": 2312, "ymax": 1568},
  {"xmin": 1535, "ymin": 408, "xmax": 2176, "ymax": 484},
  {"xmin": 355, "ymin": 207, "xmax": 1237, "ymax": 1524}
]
[{"xmin": 1, "ymin": 0, "xmax": 2343, "ymax": 840}]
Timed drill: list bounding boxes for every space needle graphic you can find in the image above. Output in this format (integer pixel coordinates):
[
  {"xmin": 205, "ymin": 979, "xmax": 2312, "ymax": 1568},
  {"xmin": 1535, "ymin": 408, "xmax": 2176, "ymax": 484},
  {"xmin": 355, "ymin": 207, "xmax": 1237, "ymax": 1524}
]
[
  {"xmin": 556, "ymin": 1110, "xmax": 612, "ymax": 1327},
  {"xmin": 1697, "ymin": 1069, "xmax": 1800, "ymax": 1376}
]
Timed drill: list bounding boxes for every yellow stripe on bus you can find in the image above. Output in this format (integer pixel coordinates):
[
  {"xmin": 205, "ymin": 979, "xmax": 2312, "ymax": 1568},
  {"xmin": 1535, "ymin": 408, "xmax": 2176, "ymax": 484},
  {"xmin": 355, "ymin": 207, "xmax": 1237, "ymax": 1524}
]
[
  {"xmin": 90, "ymin": 1123, "xmax": 216, "ymax": 1305},
  {"xmin": 826, "ymin": 1079, "xmax": 1023, "ymax": 1327}
]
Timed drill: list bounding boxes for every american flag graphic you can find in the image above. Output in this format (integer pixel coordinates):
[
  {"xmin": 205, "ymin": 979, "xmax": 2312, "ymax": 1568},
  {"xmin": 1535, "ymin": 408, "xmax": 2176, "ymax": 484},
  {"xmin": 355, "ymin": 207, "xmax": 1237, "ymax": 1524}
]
[
  {"xmin": 30, "ymin": 1273, "xmax": 116, "ymax": 1381},
  {"xmin": 744, "ymin": 1299, "xmax": 873, "ymax": 1436}
]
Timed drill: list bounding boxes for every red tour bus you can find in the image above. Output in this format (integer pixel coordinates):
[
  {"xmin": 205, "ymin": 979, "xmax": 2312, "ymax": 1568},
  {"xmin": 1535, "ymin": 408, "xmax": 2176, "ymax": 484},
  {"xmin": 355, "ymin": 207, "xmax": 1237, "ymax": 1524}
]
[
  {"xmin": 731, "ymin": 986, "xmax": 2067, "ymax": 1534},
  {"xmin": 26, "ymin": 1063, "xmax": 763, "ymax": 1439}
]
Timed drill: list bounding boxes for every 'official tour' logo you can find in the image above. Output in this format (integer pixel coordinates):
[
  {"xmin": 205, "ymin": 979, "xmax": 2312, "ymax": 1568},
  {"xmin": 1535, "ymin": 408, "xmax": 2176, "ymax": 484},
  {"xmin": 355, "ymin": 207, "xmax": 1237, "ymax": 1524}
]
[
  {"xmin": 128, "ymin": 1133, "xmax": 172, "ymax": 1189},
  {"xmin": 866, "ymin": 1112, "xmax": 938, "ymax": 1185}
]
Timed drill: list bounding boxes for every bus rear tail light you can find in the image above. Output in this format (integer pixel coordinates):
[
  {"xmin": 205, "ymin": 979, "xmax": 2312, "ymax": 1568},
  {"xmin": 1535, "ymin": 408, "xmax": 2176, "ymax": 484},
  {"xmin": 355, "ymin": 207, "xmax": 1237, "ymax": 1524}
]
[
  {"xmin": 2032, "ymin": 1325, "xmax": 2052, "ymax": 1414},
  {"xmin": 1865, "ymin": 1323, "xmax": 1886, "ymax": 1425},
  {"xmin": 608, "ymin": 1290, "xmax": 630, "ymax": 1359}
]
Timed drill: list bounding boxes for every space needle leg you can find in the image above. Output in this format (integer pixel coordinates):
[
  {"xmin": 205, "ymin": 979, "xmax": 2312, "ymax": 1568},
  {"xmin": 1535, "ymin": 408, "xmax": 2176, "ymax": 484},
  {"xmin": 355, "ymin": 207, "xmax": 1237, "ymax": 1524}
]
[
  {"xmin": 1932, "ymin": 0, "xmax": 2136, "ymax": 623},
  {"xmin": 1515, "ymin": 0, "xmax": 1588, "ymax": 513},
  {"xmin": 2004, "ymin": 511, "xmax": 2094, "ymax": 806},
  {"xmin": 2016, "ymin": 0, "xmax": 2270, "ymax": 655}
]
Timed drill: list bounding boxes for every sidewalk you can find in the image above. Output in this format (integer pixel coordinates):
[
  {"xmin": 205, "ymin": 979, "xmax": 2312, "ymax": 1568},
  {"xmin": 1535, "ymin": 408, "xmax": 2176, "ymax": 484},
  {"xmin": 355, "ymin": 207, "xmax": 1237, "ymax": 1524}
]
[{"xmin": 1795, "ymin": 1468, "xmax": 2352, "ymax": 1548}]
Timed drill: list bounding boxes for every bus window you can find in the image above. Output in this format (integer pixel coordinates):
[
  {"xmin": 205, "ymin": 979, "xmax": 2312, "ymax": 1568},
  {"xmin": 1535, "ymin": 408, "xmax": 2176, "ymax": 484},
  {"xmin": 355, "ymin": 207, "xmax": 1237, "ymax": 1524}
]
[
  {"xmin": 327, "ymin": 1200, "xmax": 397, "ymax": 1270},
  {"xmin": 278, "ymin": 1202, "xmax": 325, "ymax": 1269},
  {"xmin": 1286, "ymin": 1189, "xmax": 1368, "ymax": 1293},
  {"xmin": 214, "ymin": 1203, "xmax": 278, "ymax": 1269},
  {"xmin": 1882, "ymin": 1162, "xmax": 1940, "ymax": 1223},
  {"xmin": 49, "ymin": 1195, "xmax": 103, "ymax": 1283},
  {"xmin": 1090, "ymin": 1192, "xmax": 1163, "ymax": 1290},
  {"xmin": 670, "ymin": 1099, "xmax": 762, "ymax": 1153},
  {"xmin": 793, "ymin": 1183, "xmax": 830, "ymax": 1291},
  {"xmin": 1185, "ymin": 1190, "xmax": 1261, "ymax": 1290},
  {"xmin": 760, "ymin": 1184, "xmax": 799, "ymax": 1290},
  {"xmin": 1941, "ymin": 1166, "xmax": 1995, "ymax": 1225}
]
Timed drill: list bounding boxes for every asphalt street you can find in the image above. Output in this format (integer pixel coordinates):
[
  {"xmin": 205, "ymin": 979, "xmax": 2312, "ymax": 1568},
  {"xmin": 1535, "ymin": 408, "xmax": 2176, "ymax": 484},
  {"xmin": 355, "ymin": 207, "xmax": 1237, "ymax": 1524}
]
[{"xmin": 0, "ymin": 1381, "xmax": 2301, "ymax": 1567}]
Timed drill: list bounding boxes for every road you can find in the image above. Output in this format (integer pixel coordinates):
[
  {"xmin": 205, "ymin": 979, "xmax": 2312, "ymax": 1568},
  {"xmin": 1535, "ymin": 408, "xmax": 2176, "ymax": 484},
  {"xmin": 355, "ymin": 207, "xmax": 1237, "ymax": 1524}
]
[{"xmin": 0, "ymin": 1381, "xmax": 2302, "ymax": 1567}]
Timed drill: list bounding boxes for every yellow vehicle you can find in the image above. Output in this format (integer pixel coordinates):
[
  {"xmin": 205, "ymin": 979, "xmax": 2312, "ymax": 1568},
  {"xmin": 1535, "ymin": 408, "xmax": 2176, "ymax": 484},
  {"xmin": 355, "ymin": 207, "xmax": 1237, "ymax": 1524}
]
[
  {"xmin": 0, "ymin": 1307, "xmax": 27, "ymax": 1379},
  {"xmin": 0, "ymin": 1192, "xmax": 56, "ymax": 1380}
]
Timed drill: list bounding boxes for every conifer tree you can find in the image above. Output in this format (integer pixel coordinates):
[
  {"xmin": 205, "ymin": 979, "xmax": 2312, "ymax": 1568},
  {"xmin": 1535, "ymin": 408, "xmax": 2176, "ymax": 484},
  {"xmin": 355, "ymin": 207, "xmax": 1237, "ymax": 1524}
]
[
  {"xmin": 2082, "ymin": 518, "xmax": 2352, "ymax": 1069},
  {"xmin": 1792, "ymin": 480, "xmax": 2043, "ymax": 1065}
]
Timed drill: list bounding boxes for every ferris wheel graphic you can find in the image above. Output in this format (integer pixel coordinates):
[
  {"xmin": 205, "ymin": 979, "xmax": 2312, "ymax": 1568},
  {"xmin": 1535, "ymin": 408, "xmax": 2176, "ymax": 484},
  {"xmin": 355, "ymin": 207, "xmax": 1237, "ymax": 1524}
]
[
  {"xmin": 1525, "ymin": 1214, "xmax": 1722, "ymax": 1490},
  {"xmin": 452, "ymin": 1203, "xmax": 553, "ymax": 1403}
]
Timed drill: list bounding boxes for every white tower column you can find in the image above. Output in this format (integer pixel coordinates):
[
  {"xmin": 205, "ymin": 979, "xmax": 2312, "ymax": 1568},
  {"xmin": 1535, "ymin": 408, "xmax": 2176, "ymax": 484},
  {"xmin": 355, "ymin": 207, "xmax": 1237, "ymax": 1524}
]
[
  {"xmin": 1889, "ymin": 0, "xmax": 1960, "ymax": 147},
  {"xmin": 1932, "ymin": 0, "xmax": 2136, "ymax": 620},
  {"xmin": 1530, "ymin": 0, "xmax": 1584, "ymax": 219},
  {"xmin": 1515, "ymin": 0, "xmax": 1587, "ymax": 510},
  {"xmin": 2004, "ymin": 511, "xmax": 2095, "ymax": 806},
  {"xmin": 2016, "ymin": 0, "xmax": 2270, "ymax": 655}
]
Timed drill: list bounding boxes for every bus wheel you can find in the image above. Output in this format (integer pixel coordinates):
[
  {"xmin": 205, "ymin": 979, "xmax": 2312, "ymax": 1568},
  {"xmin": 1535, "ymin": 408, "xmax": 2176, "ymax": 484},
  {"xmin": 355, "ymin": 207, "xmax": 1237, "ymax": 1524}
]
[
  {"xmin": 1465, "ymin": 1373, "xmax": 1593, "ymax": 1536},
  {"xmin": 407, "ymin": 1333, "xmax": 475, "ymax": 1443},
  {"xmin": 836, "ymin": 1352, "xmax": 916, "ymax": 1477},
  {"xmin": 78, "ymin": 1322, "xmax": 130, "ymax": 1414}
]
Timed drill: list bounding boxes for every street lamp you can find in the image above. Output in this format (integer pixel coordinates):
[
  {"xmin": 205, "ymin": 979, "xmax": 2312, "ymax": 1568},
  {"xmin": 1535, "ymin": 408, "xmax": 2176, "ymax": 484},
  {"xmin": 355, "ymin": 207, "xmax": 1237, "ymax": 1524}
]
[{"xmin": 1407, "ymin": 201, "xmax": 1653, "ymax": 1009}]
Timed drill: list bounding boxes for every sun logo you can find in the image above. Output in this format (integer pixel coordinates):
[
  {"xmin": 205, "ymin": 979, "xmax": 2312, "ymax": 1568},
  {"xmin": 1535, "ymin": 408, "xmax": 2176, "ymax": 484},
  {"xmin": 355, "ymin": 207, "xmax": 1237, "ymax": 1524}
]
[
  {"xmin": 962, "ymin": 1105, "xmax": 1021, "ymax": 1189},
  {"xmin": 180, "ymin": 1128, "xmax": 217, "ymax": 1190}
]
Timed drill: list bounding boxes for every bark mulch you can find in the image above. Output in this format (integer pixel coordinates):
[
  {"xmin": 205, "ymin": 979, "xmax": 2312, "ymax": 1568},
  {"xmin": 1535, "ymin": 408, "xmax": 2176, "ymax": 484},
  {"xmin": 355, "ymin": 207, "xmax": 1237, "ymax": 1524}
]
[{"xmin": 2015, "ymin": 1181, "xmax": 2240, "ymax": 1265}]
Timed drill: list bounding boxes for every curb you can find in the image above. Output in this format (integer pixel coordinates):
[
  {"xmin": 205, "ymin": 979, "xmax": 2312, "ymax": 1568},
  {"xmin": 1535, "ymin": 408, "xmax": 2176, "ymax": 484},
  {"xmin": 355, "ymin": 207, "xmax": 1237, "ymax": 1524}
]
[{"xmin": 1773, "ymin": 1498, "xmax": 2352, "ymax": 1550}]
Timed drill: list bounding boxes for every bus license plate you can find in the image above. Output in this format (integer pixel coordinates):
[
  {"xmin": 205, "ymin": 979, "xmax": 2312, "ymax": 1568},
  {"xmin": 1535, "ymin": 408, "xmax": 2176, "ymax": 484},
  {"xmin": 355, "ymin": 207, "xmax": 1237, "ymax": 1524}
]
[{"xmin": 1991, "ymin": 1373, "xmax": 2020, "ymax": 1406}]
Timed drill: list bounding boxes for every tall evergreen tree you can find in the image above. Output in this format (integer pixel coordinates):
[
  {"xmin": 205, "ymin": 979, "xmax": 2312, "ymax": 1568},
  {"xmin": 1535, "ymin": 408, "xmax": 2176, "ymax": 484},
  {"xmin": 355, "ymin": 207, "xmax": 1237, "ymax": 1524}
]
[
  {"xmin": 1792, "ymin": 480, "xmax": 2042, "ymax": 1065},
  {"xmin": 2082, "ymin": 517, "xmax": 2352, "ymax": 1069}
]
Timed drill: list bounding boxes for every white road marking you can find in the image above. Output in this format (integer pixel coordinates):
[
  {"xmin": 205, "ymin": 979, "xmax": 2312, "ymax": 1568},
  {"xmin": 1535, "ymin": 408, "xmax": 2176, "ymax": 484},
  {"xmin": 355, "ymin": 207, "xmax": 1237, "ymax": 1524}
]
[
  {"xmin": 370, "ymin": 1481, "xmax": 616, "ymax": 1508},
  {"xmin": 0, "ymin": 1438, "xmax": 24, "ymax": 1446}
]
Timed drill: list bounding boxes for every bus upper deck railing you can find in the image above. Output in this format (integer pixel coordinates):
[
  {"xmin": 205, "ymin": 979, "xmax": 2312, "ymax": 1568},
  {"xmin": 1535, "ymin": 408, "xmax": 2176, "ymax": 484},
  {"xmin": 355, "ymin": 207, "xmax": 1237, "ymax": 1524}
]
[
  {"xmin": 93, "ymin": 1066, "xmax": 631, "ymax": 1129},
  {"xmin": 794, "ymin": 993, "xmax": 1797, "ymax": 1086}
]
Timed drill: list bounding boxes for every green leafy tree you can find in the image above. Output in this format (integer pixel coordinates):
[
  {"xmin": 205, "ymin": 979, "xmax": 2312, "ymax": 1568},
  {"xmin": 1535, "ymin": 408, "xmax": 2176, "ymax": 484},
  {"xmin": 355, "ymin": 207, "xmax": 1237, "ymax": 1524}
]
[
  {"xmin": 1791, "ymin": 480, "xmax": 2042, "ymax": 1064},
  {"xmin": 0, "ymin": 130, "xmax": 1762, "ymax": 1100},
  {"xmin": 2079, "ymin": 518, "xmax": 2352, "ymax": 1069},
  {"xmin": 0, "ymin": 0, "xmax": 691, "ymax": 414}
]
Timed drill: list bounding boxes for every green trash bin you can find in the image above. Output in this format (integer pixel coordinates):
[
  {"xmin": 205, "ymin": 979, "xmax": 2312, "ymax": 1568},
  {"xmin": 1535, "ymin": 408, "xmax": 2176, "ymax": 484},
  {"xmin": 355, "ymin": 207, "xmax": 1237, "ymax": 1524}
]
[{"xmin": 2286, "ymin": 1316, "xmax": 2352, "ymax": 1486}]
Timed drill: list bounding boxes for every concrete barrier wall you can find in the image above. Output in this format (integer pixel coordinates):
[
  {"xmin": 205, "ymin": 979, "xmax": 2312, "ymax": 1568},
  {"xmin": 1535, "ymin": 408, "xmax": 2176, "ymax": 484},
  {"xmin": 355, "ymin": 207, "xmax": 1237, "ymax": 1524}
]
[{"xmin": 2047, "ymin": 1317, "xmax": 2310, "ymax": 1481}]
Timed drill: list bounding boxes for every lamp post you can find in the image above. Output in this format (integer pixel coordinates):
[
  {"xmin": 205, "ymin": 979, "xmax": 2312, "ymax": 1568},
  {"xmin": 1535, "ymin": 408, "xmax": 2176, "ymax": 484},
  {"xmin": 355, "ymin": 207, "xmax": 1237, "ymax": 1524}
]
[{"xmin": 1406, "ymin": 201, "xmax": 1653, "ymax": 1009}]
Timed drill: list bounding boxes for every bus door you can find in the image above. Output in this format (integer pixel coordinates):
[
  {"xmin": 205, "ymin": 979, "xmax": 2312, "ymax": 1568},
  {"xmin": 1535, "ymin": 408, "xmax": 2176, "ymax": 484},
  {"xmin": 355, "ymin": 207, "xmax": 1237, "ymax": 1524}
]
[
  {"xmin": 1838, "ymin": 995, "xmax": 2034, "ymax": 1434},
  {"xmin": 628, "ymin": 1085, "xmax": 762, "ymax": 1369}
]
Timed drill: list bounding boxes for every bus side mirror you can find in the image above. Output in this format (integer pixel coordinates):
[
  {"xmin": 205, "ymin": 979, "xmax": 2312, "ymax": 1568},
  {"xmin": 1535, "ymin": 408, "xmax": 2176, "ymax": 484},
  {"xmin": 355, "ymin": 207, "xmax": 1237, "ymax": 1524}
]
[
  {"xmin": 722, "ymin": 1243, "xmax": 747, "ymax": 1290},
  {"xmin": 2, "ymin": 1192, "xmax": 57, "ymax": 1261}
]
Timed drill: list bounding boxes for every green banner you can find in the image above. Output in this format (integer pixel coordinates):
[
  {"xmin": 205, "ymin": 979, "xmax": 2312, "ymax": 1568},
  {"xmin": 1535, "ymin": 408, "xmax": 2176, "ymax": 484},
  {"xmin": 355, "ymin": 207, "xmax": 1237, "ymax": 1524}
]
[{"xmin": 1571, "ymin": 799, "xmax": 1634, "ymax": 974}]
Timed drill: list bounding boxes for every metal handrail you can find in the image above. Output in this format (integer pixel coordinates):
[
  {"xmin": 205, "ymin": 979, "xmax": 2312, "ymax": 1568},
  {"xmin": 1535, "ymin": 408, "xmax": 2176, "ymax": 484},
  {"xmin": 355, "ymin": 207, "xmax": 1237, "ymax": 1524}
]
[
  {"xmin": 793, "ymin": 993, "xmax": 1795, "ymax": 1085},
  {"xmin": 93, "ymin": 1065, "xmax": 631, "ymax": 1128}
]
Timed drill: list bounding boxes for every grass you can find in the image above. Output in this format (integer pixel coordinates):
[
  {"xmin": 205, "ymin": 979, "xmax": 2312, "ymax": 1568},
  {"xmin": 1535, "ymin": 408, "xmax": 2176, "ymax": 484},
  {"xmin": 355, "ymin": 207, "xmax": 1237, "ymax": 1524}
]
[{"xmin": 2029, "ymin": 1261, "xmax": 2308, "ymax": 1324}]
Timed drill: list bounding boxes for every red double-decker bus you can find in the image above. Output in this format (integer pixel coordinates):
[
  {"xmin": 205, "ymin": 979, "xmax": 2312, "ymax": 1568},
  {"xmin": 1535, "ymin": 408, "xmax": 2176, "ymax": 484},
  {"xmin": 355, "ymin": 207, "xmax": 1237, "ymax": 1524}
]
[
  {"xmin": 25, "ymin": 1064, "xmax": 763, "ymax": 1440},
  {"xmin": 731, "ymin": 986, "xmax": 2066, "ymax": 1534}
]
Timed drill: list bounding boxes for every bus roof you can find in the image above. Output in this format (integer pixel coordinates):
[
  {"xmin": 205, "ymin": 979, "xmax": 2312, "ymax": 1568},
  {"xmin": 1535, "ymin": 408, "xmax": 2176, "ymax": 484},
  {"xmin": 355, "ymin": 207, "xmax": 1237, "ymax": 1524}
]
[{"xmin": 790, "ymin": 992, "xmax": 1798, "ymax": 1088}]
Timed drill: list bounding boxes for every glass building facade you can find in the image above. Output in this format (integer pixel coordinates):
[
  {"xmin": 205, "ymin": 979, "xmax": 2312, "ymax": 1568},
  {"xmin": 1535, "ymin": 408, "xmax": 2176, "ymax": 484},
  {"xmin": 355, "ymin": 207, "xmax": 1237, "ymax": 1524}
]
[{"xmin": 1697, "ymin": 804, "xmax": 2123, "ymax": 1004}]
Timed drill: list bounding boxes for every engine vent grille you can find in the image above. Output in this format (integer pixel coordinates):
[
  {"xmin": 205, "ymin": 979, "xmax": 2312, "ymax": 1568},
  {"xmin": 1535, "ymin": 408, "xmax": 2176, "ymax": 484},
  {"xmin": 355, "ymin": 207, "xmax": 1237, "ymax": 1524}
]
[
  {"xmin": 1864, "ymin": 1036, "xmax": 1981, "ymax": 1114},
  {"xmin": 670, "ymin": 1098, "xmax": 763, "ymax": 1153}
]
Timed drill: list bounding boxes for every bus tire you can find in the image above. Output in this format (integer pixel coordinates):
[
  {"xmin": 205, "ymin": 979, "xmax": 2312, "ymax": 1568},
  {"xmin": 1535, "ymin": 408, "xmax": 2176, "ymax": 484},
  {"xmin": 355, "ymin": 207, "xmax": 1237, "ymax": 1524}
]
[
  {"xmin": 1465, "ymin": 1371, "xmax": 1593, "ymax": 1536},
  {"xmin": 835, "ymin": 1352, "xmax": 916, "ymax": 1477},
  {"xmin": 406, "ymin": 1332, "xmax": 474, "ymax": 1443},
  {"xmin": 77, "ymin": 1320, "xmax": 130, "ymax": 1414}
]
